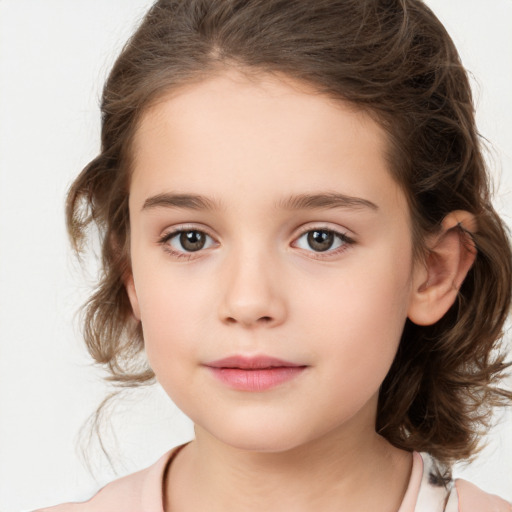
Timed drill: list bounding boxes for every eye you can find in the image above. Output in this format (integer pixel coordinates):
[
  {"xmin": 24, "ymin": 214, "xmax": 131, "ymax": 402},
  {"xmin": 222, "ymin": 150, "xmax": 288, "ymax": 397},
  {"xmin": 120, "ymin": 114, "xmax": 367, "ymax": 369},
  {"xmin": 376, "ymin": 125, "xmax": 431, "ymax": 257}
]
[
  {"xmin": 293, "ymin": 229, "xmax": 352, "ymax": 253},
  {"xmin": 160, "ymin": 229, "xmax": 216, "ymax": 254}
]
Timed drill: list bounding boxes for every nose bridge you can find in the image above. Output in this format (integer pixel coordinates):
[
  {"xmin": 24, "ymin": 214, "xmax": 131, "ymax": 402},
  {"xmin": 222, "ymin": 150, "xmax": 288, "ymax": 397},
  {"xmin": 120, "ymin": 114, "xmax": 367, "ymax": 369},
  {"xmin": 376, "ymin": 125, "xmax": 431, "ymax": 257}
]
[{"xmin": 218, "ymin": 238, "xmax": 286, "ymax": 328}]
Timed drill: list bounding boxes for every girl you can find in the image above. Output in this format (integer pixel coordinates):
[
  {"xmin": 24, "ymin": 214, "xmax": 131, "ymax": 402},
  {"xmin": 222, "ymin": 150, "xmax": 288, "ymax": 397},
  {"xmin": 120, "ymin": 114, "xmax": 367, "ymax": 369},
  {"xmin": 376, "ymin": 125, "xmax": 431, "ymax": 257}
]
[{"xmin": 36, "ymin": 0, "xmax": 511, "ymax": 510}]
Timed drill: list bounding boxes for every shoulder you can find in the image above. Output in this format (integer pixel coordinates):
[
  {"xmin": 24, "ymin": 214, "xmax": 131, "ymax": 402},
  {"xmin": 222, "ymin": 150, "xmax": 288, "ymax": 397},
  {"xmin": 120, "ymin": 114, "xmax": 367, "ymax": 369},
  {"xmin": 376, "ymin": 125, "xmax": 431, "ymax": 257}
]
[
  {"xmin": 33, "ymin": 445, "xmax": 186, "ymax": 512},
  {"xmin": 414, "ymin": 453, "xmax": 511, "ymax": 512},
  {"xmin": 446, "ymin": 479, "xmax": 512, "ymax": 512}
]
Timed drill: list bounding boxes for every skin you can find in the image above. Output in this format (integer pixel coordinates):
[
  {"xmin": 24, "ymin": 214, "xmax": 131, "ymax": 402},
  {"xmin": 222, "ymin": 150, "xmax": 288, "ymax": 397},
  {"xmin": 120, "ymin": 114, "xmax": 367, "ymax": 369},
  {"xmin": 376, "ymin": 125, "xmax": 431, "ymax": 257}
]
[{"xmin": 126, "ymin": 70, "xmax": 475, "ymax": 511}]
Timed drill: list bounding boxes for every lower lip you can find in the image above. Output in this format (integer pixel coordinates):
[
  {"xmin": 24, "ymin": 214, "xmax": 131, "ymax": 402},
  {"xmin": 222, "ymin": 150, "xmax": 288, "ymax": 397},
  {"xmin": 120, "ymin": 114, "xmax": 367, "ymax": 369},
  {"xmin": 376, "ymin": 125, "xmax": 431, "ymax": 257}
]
[{"xmin": 206, "ymin": 366, "xmax": 307, "ymax": 391}]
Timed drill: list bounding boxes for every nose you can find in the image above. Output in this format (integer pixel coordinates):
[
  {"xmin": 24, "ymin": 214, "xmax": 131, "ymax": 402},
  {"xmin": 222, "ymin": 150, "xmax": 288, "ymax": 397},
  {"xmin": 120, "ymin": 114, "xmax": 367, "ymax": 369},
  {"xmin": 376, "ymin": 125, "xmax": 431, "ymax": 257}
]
[{"xmin": 218, "ymin": 249, "xmax": 287, "ymax": 328}]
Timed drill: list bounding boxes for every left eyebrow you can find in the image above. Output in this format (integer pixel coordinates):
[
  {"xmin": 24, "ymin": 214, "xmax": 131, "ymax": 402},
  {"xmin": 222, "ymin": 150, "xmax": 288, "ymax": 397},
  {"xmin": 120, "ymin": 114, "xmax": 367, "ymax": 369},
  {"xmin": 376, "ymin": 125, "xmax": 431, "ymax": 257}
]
[{"xmin": 277, "ymin": 192, "xmax": 378, "ymax": 211}]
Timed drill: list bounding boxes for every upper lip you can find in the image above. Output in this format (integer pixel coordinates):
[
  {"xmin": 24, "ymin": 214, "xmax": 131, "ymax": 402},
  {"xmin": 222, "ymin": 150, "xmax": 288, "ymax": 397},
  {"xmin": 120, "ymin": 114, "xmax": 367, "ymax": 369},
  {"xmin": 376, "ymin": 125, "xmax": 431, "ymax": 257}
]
[{"xmin": 205, "ymin": 355, "xmax": 305, "ymax": 369}]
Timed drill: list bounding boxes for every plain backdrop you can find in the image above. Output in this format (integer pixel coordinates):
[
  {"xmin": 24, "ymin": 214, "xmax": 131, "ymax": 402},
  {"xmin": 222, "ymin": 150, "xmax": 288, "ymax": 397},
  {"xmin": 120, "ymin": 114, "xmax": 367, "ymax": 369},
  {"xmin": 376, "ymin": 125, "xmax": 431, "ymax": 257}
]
[{"xmin": 0, "ymin": 1, "xmax": 511, "ymax": 510}]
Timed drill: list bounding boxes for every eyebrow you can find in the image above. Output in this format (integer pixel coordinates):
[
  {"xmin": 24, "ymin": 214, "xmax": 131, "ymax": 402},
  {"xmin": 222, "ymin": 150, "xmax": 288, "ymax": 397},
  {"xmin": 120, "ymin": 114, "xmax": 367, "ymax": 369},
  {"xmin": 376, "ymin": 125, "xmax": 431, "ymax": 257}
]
[
  {"xmin": 141, "ymin": 191, "xmax": 378, "ymax": 212},
  {"xmin": 142, "ymin": 193, "xmax": 219, "ymax": 211},
  {"xmin": 278, "ymin": 192, "xmax": 378, "ymax": 211}
]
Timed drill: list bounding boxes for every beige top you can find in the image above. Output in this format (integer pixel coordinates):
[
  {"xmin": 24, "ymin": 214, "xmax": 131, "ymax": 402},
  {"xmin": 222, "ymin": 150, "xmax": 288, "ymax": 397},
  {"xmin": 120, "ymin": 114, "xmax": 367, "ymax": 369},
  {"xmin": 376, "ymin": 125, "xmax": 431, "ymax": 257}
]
[{"xmin": 35, "ymin": 446, "xmax": 511, "ymax": 512}]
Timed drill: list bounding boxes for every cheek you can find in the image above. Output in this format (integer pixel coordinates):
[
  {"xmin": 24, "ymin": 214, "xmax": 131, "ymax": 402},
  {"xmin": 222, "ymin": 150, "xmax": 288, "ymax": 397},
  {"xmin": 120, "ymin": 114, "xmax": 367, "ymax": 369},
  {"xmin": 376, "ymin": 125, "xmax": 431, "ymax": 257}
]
[
  {"xmin": 299, "ymin": 257, "xmax": 412, "ymax": 334},
  {"xmin": 132, "ymin": 267, "xmax": 202, "ymax": 362},
  {"xmin": 298, "ymin": 251, "xmax": 413, "ymax": 371},
  {"xmin": 134, "ymin": 254, "xmax": 210, "ymax": 320},
  {"xmin": 299, "ymin": 271, "xmax": 410, "ymax": 428}
]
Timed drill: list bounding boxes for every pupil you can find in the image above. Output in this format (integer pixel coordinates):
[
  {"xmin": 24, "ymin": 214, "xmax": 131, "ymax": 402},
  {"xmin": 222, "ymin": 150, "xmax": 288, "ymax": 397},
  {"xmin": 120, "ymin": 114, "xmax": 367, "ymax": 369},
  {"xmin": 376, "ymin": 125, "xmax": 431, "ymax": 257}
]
[
  {"xmin": 307, "ymin": 230, "xmax": 334, "ymax": 252},
  {"xmin": 180, "ymin": 231, "xmax": 205, "ymax": 252}
]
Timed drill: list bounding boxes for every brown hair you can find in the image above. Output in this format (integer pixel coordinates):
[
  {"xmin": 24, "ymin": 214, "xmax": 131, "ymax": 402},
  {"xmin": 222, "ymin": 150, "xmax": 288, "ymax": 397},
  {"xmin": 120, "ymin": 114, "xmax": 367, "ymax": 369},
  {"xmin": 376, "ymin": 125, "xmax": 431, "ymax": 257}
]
[{"xmin": 67, "ymin": 0, "xmax": 512, "ymax": 466}]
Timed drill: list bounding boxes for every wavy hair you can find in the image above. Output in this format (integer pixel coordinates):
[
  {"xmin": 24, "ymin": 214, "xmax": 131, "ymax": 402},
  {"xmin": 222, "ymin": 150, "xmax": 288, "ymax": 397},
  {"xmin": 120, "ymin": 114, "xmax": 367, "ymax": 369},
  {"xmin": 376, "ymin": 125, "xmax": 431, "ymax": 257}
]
[{"xmin": 67, "ymin": 0, "xmax": 512, "ymax": 466}]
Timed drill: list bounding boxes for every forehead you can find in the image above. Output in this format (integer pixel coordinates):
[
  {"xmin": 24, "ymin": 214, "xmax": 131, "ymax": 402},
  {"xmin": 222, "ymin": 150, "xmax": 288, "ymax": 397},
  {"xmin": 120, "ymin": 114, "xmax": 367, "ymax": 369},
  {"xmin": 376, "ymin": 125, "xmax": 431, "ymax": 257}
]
[
  {"xmin": 129, "ymin": 70, "xmax": 407, "ymax": 219},
  {"xmin": 133, "ymin": 70, "xmax": 387, "ymax": 159}
]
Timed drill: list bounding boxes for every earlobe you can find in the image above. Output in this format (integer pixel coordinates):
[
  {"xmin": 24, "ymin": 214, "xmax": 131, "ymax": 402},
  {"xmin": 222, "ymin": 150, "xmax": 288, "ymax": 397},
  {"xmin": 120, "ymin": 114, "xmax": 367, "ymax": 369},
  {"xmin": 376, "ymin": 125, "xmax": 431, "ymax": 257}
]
[
  {"xmin": 407, "ymin": 211, "xmax": 477, "ymax": 326},
  {"xmin": 125, "ymin": 273, "xmax": 141, "ymax": 321}
]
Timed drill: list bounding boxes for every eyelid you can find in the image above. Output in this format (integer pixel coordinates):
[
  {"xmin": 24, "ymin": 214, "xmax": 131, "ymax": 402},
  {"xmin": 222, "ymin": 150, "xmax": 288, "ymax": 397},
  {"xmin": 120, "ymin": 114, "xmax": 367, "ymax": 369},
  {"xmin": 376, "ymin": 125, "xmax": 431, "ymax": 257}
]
[
  {"xmin": 156, "ymin": 222, "xmax": 355, "ymax": 260},
  {"xmin": 291, "ymin": 224, "xmax": 355, "ymax": 257},
  {"xmin": 293, "ymin": 223, "xmax": 355, "ymax": 241},
  {"xmin": 159, "ymin": 223, "xmax": 215, "ymax": 239},
  {"xmin": 158, "ymin": 224, "xmax": 219, "ymax": 258}
]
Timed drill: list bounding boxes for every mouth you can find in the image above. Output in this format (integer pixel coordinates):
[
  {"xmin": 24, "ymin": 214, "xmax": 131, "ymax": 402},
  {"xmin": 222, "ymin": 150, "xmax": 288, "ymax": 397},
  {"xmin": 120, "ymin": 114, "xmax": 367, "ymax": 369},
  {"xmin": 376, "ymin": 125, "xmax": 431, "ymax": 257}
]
[{"xmin": 204, "ymin": 355, "xmax": 308, "ymax": 391}]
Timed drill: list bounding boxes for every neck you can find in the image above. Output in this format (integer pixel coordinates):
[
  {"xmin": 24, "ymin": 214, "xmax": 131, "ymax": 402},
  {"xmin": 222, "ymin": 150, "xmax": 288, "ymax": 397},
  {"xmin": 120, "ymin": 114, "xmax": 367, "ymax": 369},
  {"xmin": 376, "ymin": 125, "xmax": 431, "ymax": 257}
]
[{"xmin": 166, "ymin": 411, "xmax": 412, "ymax": 512}]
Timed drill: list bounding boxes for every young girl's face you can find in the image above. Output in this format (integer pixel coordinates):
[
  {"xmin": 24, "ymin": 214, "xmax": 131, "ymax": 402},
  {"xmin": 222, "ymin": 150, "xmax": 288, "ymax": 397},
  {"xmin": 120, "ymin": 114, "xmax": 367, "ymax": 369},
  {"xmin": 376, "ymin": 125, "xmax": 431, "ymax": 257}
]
[{"xmin": 126, "ymin": 70, "xmax": 422, "ymax": 453}]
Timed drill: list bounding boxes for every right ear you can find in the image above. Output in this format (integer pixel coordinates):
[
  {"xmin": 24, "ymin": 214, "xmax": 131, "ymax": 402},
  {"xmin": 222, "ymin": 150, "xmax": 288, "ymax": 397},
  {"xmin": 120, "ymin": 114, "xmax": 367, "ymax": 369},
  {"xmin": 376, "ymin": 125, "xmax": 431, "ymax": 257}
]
[{"xmin": 124, "ymin": 273, "xmax": 141, "ymax": 321}]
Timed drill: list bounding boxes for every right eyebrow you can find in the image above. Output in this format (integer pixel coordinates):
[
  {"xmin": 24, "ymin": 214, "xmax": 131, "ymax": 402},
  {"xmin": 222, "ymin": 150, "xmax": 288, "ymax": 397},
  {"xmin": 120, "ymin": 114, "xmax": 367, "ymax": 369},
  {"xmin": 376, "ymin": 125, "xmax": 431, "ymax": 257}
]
[{"xmin": 141, "ymin": 193, "xmax": 220, "ymax": 212}]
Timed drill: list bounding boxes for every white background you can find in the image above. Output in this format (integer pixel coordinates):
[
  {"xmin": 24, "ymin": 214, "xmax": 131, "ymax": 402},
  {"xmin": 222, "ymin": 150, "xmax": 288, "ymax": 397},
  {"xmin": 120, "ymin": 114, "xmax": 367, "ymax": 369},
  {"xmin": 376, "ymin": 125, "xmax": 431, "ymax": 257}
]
[{"xmin": 0, "ymin": 1, "xmax": 511, "ymax": 510}]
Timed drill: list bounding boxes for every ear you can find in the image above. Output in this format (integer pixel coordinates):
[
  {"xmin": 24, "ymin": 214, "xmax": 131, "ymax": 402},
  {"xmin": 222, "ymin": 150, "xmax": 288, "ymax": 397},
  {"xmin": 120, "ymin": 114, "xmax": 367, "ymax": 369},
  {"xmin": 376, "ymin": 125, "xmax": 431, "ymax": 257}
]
[
  {"xmin": 407, "ymin": 210, "xmax": 477, "ymax": 326},
  {"xmin": 124, "ymin": 273, "xmax": 141, "ymax": 321}
]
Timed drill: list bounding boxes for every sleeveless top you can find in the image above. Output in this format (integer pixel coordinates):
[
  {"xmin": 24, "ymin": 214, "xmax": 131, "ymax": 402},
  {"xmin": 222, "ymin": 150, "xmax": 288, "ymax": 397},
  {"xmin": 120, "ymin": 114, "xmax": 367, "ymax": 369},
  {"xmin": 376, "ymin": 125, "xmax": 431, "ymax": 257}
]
[{"xmin": 35, "ymin": 446, "xmax": 511, "ymax": 512}]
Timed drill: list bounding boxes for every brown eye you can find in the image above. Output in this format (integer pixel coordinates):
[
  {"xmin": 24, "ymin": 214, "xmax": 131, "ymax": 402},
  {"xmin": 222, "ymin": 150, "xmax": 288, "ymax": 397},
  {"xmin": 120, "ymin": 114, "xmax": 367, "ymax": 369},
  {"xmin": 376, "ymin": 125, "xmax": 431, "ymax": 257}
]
[
  {"xmin": 307, "ymin": 230, "xmax": 335, "ymax": 252},
  {"xmin": 162, "ymin": 229, "xmax": 215, "ymax": 254},
  {"xmin": 179, "ymin": 230, "xmax": 207, "ymax": 252},
  {"xmin": 293, "ymin": 228, "xmax": 352, "ymax": 255}
]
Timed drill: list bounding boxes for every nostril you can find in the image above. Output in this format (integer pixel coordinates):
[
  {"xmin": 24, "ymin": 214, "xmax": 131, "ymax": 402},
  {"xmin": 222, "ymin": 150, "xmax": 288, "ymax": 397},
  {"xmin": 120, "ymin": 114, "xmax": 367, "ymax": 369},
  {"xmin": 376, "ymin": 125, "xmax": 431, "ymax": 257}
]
[{"xmin": 224, "ymin": 315, "xmax": 274, "ymax": 325}]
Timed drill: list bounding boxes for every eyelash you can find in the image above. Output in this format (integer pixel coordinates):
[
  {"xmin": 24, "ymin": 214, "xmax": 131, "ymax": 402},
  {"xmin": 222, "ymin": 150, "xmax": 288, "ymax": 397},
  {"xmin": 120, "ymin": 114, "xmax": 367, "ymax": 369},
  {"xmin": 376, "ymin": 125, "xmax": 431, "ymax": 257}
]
[
  {"xmin": 157, "ymin": 226, "xmax": 355, "ymax": 260},
  {"xmin": 158, "ymin": 227, "xmax": 217, "ymax": 260},
  {"xmin": 292, "ymin": 227, "xmax": 355, "ymax": 259}
]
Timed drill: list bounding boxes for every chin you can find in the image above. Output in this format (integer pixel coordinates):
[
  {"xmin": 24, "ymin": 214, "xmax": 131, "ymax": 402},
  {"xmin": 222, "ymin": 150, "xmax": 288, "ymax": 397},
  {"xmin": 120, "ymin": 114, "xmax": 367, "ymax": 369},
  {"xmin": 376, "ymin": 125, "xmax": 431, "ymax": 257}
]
[
  {"xmin": 202, "ymin": 419, "xmax": 320, "ymax": 454},
  {"xmin": 219, "ymin": 435, "xmax": 305, "ymax": 454}
]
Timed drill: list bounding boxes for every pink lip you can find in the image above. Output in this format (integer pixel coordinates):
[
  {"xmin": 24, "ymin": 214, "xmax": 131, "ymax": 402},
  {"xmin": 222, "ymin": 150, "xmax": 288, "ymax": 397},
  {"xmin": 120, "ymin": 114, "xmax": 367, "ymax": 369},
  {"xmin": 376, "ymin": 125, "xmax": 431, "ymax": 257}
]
[{"xmin": 204, "ymin": 356, "xmax": 307, "ymax": 391}]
